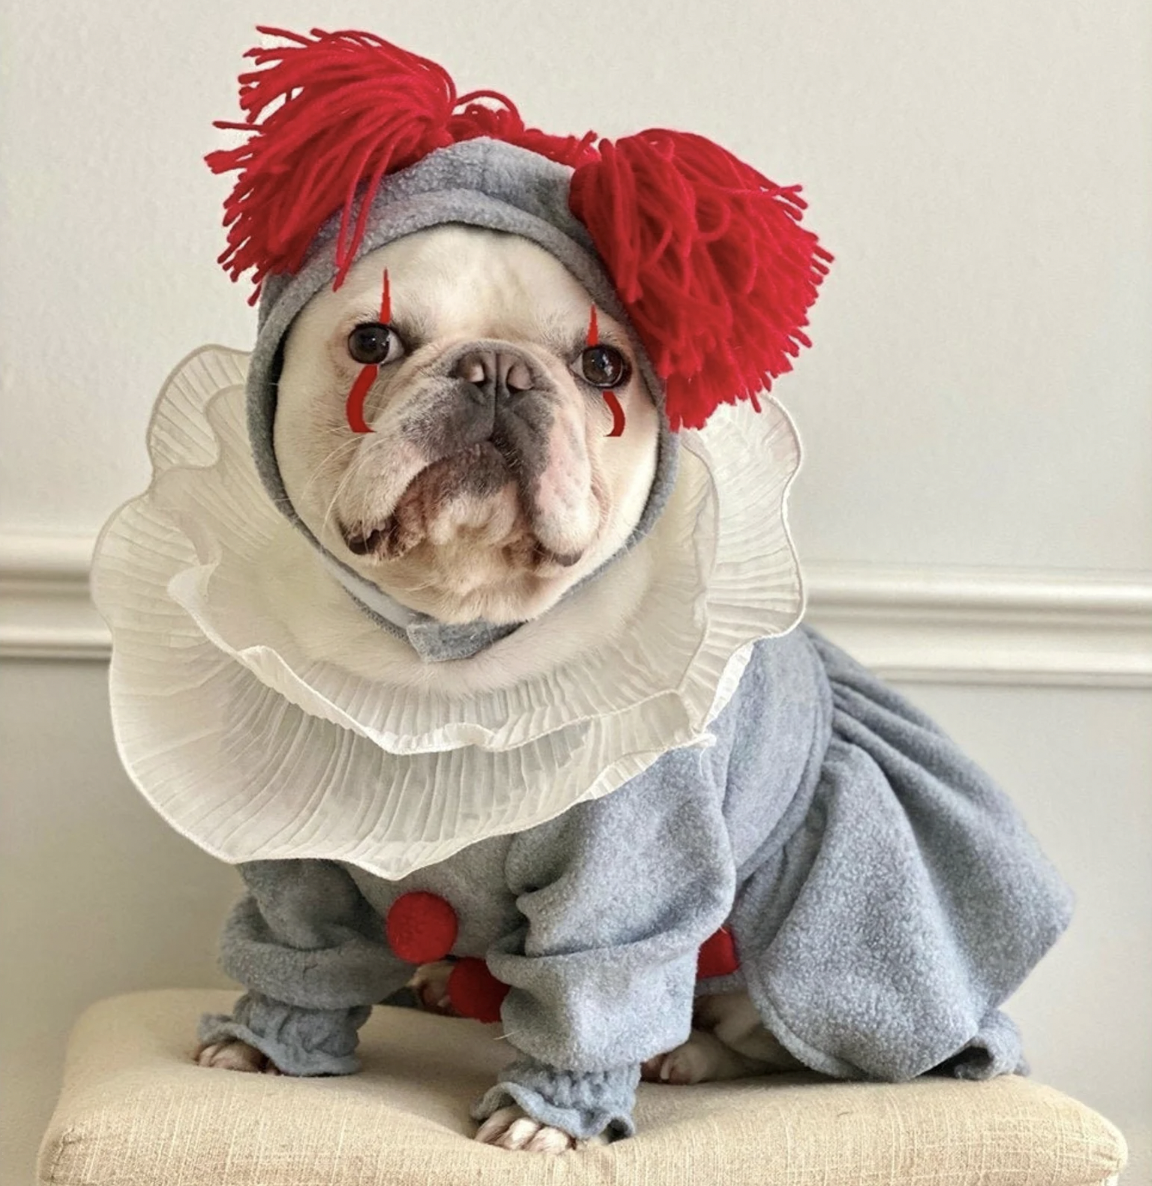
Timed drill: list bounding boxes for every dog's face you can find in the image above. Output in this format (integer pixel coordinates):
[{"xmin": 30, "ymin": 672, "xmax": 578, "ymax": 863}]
[{"xmin": 275, "ymin": 226, "xmax": 660, "ymax": 626}]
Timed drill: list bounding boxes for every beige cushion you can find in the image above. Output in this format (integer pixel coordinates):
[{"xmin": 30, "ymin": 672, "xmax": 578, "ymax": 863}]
[{"xmin": 38, "ymin": 990, "xmax": 1126, "ymax": 1186}]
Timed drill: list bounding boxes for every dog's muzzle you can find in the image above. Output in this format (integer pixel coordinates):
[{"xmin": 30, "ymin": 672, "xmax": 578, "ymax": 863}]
[
  {"xmin": 340, "ymin": 341, "xmax": 572, "ymax": 563},
  {"xmin": 407, "ymin": 341, "xmax": 558, "ymax": 475}
]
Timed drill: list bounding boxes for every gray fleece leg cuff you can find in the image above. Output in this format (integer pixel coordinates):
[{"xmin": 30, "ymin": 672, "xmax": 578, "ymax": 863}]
[
  {"xmin": 472, "ymin": 1056, "xmax": 640, "ymax": 1141},
  {"xmin": 199, "ymin": 991, "xmax": 370, "ymax": 1077}
]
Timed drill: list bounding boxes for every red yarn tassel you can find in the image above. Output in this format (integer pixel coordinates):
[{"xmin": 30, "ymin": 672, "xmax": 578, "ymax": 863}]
[
  {"xmin": 569, "ymin": 130, "xmax": 832, "ymax": 430},
  {"xmin": 208, "ymin": 28, "xmax": 459, "ymax": 300},
  {"xmin": 209, "ymin": 29, "xmax": 600, "ymax": 301}
]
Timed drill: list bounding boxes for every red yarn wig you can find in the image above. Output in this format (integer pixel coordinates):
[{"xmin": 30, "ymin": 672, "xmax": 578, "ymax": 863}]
[{"xmin": 208, "ymin": 27, "xmax": 831, "ymax": 431}]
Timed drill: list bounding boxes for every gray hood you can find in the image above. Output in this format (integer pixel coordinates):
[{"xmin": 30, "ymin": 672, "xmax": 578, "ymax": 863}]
[{"xmin": 245, "ymin": 137, "xmax": 678, "ymax": 662}]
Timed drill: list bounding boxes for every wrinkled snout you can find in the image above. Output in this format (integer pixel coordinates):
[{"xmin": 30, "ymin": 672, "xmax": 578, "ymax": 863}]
[
  {"xmin": 452, "ymin": 346, "xmax": 538, "ymax": 401},
  {"xmin": 417, "ymin": 341, "xmax": 558, "ymax": 470},
  {"xmin": 337, "ymin": 339, "xmax": 597, "ymax": 570}
]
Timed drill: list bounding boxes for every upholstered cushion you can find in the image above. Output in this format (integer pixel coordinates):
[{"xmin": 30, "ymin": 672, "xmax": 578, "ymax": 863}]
[{"xmin": 38, "ymin": 990, "xmax": 1126, "ymax": 1186}]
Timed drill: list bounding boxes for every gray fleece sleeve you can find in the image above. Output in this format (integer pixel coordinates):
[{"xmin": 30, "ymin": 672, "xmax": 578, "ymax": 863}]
[
  {"xmin": 199, "ymin": 860, "xmax": 410, "ymax": 1076},
  {"xmin": 472, "ymin": 747, "xmax": 735, "ymax": 1139}
]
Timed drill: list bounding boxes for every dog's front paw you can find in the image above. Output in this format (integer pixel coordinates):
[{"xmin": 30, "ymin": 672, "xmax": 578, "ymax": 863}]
[
  {"xmin": 407, "ymin": 960, "xmax": 457, "ymax": 1014},
  {"xmin": 195, "ymin": 1039, "xmax": 281, "ymax": 1075},
  {"xmin": 475, "ymin": 1105, "xmax": 599, "ymax": 1154}
]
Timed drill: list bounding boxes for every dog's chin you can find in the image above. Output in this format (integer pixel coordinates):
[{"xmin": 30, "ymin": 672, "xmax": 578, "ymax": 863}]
[
  {"xmin": 339, "ymin": 448, "xmax": 602, "ymax": 625},
  {"xmin": 371, "ymin": 543, "xmax": 587, "ymax": 625}
]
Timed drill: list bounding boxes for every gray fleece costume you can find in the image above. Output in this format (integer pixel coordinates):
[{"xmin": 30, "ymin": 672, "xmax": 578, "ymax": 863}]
[
  {"xmin": 196, "ymin": 137, "xmax": 1073, "ymax": 1139},
  {"xmin": 200, "ymin": 629, "xmax": 1072, "ymax": 1139}
]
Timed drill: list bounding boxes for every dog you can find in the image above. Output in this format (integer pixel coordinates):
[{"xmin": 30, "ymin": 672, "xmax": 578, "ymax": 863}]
[
  {"xmin": 90, "ymin": 28, "xmax": 1070, "ymax": 1161},
  {"xmin": 194, "ymin": 224, "xmax": 800, "ymax": 1152}
]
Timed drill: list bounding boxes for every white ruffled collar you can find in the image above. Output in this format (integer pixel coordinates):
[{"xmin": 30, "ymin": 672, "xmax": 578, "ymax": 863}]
[{"xmin": 92, "ymin": 346, "xmax": 804, "ymax": 879}]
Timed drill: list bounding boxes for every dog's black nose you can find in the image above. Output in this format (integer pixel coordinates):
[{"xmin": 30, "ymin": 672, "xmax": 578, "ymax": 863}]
[{"xmin": 451, "ymin": 348, "xmax": 537, "ymax": 400}]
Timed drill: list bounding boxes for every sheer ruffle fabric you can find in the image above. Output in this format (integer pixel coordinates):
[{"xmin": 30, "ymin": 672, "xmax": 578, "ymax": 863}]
[{"xmin": 92, "ymin": 347, "xmax": 804, "ymax": 878}]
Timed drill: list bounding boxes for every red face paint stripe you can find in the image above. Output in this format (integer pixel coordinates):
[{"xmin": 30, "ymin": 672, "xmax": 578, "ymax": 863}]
[
  {"xmin": 603, "ymin": 390, "xmax": 625, "ymax": 437},
  {"xmin": 345, "ymin": 268, "xmax": 391, "ymax": 433},
  {"xmin": 586, "ymin": 304, "xmax": 599, "ymax": 347},
  {"xmin": 346, "ymin": 364, "xmax": 378, "ymax": 433}
]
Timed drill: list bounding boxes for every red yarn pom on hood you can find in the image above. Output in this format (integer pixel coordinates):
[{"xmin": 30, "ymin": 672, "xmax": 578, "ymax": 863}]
[
  {"xmin": 206, "ymin": 27, "xmax": 594, "ymax": 299},
  {"xmin": 208, "ymin": 27, "xmax": 831, "ymax": 430},
  {"xmin": 569, "ymin": 131, "xmax": 832, "ymax": 430}
]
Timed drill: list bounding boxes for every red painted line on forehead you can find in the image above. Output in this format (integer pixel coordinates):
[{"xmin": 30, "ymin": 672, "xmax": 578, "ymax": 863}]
[
  {"xmin": 586, "ymin": 304, "xmax": 599, "ymax": 347},
  {"xmin": 379, "ymin": 268, "xmax": 391, "ymax": 323}
]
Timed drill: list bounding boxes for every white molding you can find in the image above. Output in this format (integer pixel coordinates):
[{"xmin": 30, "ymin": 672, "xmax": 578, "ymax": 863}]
[
  {"xmin": 2, "ymin": 532, "xmax": 1151, "ymax": 686},
  {"xmin": 0, "ymin": 534, "xmax": 108, "ymax": 660},
  {"xmin": 806, "ymin": 563, "xmax": 1152, "ymax": 687}
]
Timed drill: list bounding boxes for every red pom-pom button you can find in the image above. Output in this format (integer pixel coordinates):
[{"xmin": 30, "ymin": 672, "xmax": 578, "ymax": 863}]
[
  {"xmin": 697, "ymin": 926, "xmax": 739, "ymax": 979},
  {"xmin": 385, "ymin": 892, "xmax": 458, "ymax": 964},
  {"xmin": 447, "ymin": 957, "xmax": 510, "ymax": 1024}
]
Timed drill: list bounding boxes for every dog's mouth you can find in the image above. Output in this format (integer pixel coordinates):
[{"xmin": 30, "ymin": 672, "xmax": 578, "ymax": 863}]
[{"xmin": 339, "ymin": 443, "xmax": 584, "ymax": 572}]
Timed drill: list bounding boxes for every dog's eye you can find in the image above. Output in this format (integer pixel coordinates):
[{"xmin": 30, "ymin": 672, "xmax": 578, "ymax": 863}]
[
  {"xmin": 578, "ymin": 344, "xmax": 630, "ymax": 389},
  {"xmin": 347, "ymin": 323, "xmax": 404, "ymax": 366}
]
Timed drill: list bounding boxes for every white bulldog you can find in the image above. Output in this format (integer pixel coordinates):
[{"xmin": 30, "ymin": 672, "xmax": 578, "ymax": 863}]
[
  {"xmin": 197, "ymin": 223, "xmax": 798, "ymax": 1152},
  {"xmin": 96, "ymin": 28, "xmax": 1066, "ymax": 1165}
]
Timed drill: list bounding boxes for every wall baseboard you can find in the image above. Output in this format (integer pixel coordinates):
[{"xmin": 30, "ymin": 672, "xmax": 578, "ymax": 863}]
[{"xmin": 2, "ymin": 533, "xmax": 1150, "ymax": 687}]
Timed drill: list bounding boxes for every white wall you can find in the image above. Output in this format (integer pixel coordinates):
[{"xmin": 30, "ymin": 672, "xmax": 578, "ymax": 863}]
[
  {"xmin": 2, "ymin": 1, "xmax": 1150, "ymax": 569},
  {"xmin": 0, "ymin": 662, "xmax": 240, "ymax": 1179},
  {"xmin": 2, "ymin": 2, "xmax": 1149, "ymax": 1183}
]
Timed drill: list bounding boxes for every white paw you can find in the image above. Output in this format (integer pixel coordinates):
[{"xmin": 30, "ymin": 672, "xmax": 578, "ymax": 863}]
[
  {"xmin": 195, "ymin": 1039, "xmax": 281, "ymax": 1075},
  {"xmin": 407, "ymin": 959, "xmax": 456, "ymax": 1014},
  {"xmin": 475, "ymin": 1105, "xmax": 594, "ymax": 1153},
  {"xmin": 641, "ymin": 1026, "xmax": 761, "ymax": 1085},
  {"xmin": 641, "ymin": 1039, "xmax": 712, "ymax": 1085},
  {"xmin": 641, "ymin": 1024, "xmax": 778, "ymax": 1085}
]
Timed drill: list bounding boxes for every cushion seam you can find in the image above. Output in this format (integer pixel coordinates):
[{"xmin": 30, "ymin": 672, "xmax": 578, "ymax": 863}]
[{"xmin": 40, "ymin": 1123, "xmax": 82, "ymax": 1186}]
